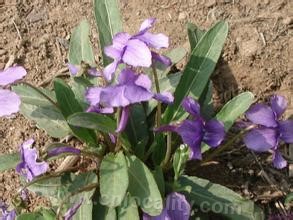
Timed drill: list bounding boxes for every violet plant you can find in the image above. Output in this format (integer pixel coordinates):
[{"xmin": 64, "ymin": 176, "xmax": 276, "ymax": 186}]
[{"xmin": 0, "ymin": 0, "xmax": 291, "ymax": 219}]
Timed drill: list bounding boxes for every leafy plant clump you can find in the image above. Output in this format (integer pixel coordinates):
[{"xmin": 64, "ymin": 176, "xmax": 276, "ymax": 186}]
[{"xmin": 0, "ymin": 0, "xmax": 292, "ymax": 219}]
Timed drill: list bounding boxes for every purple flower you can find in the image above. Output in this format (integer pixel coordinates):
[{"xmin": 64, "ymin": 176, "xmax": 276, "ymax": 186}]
[
  {"xmin": 103, "ymin": 18, "xmax": 171, "ymax": 81},
  {"xmin": 47, "ymin": 146, "xmax": 81, "ymax": 158},
  {"xmin": 0, "ymin": 201, "xmax": 16, "ymax": 220},
  {"xmin": 16, "ymin": 139, "xmax": 49, "ymax": 182},
  {"xmin": 0, "ymin": 66, "xmax": 27, "ymax": 117},
  {"xmin": 143, "ymin": 193, "xmax": 190, "ymax": 220},
  {"xmin": 63, "ymin": 199, "xmax": 83, "ymax": 220},
  {"xmin": 243, "ymin": 95, "xmax": 293, "ymax": 169},
  {"xmin": 67, "ymin": 64, "xmax": 101, "ymax": 77},
  {"xmin": 157, "ymin": 97, "xmax": 225, "ymax": 159},
  {"xmin": 86, "ymin": 68, "xmax": 173, "ymax": 132}
]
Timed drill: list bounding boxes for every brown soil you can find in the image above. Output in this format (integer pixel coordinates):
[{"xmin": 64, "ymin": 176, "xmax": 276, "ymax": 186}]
[{"xmin": 0, "ymin": 0, "xmax": 292, "ymax": 216}]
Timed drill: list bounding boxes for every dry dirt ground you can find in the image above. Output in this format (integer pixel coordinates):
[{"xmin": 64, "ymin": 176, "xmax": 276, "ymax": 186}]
[{"xmin": 0, "ymin": 0, "xmax": 292, "ymax": 216}]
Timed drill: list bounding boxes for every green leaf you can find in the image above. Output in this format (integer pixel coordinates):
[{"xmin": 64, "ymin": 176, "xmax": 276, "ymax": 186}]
[
  {"xmin": 0, "ymin": 153, "xmax": 19, "ymax": 172},
  {"xmin": 54, "ymin": 78, "xmax": 97, "ymax": 145},
  {"xmin": 152, "ymin": 167, "xmax": 165, "ymax": 197},
  {"xmin": 187, "ymin": 23, "xmax": 205, "ymax": 50},
  {"xmin": 93, "ymin": 201, "xmax": 117, "ymax": 220},
  {"xmin": 199, "ymin": 81, "xmax": 214, "ymax": 119},
  {"xmin": 12, "ymin": 85, "xmax": 56, "ymax": 107},
  {"xmin": 124, "ymin": 104, "xmax": 149, "ymax": 159},
  {"xmin": 20, "ymin": 103, "xmax": 70, "ymax": 138},
  {"xmin": 202, "ymin": 92, "xmax": 254, "ymax": 153},
  {"xmin": 68, "ymin": 112, "xmax": 116, "ymax": 133},
  {"xmin": 94, "ymin": 0, "xmax": 123, "ymax": 66},
  {"xmin": 178, "ymin": 175, "xmax": 264, "ymax": 220},
  {"xmin": 17, "ymin": 213, "xmax": 43, "ymax": 220},
  {"xmin": 126, "ymin": 155, "xmax": 163, "ymax": 216},
  {"xmin": 70, "ymin": 77, "xmax": 92, "ymax": 110},
  {"xmin": 173, "ymin": 145, "xmax": 190, "ymax": 181},
  {"xmin": 163, "ymin": 21, "xmax": 228, "ymax": 123},
  {"xmin": 68, "ymin": 20, "xmax": 95, "ymax": 66},
  {"xmin": 117, "ymin": 194, "xmax": 139, "ymax": 220},
  {"xmin": 100, "ymin": 152, "xmax": 129, "ymax": 207}
]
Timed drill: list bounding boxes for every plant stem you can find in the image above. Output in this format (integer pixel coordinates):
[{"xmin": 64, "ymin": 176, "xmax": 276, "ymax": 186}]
[
  {"xmin": 161, "ymin": 132, "xmax": 172, "ymax": 169},
  {"xmin": 115, "ymin": 107, "xmax": 121, "ymax": 152},
  {"xmin": 152, "ymin": 66, "xmax": 161, "ymax": 127},
  {"xmin": 21, "ymin": 82, "xmax": 59, "ymax": 108}
]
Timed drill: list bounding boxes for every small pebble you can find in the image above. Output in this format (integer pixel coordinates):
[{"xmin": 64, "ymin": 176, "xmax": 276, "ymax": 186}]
[{"xmin": 178, "ymin": 12, "xmax": 187, "ymax": 21}]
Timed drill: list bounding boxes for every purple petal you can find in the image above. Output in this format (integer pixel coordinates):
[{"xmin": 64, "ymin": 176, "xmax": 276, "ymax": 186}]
[
  {"xmin": 0, "ymin": 66, "xmax": 27, "ymax": 86},
  {"xmin": 64, "ymin": 199, "xmax": 84, "ymax": 220},
  {"xmin": 86, "ymin": 105, "xmax": 114, "ymax": 114},
  {"xmin": 272, "ymin": 150, "xmax": 287, "ymax": 169},
  {"xmin": 67, "ymin": 64, "xmax": 79, "ymax": 76},
  {"xmin": 154, "ymin": 92, "xmax": 174, "ymax": 104},
  {"xmin": 47, "ymin": 146, "xmax": 81, "ymax": 157},
  {"xmin": 136, "ymin": 32, "xmax": 169, "ymax": 49},
  {"xmin": 139, "ymin": 18, "xmax": 156, "ymax": 34},
  {"xmin": 100, "ymin": 86, "xmax": 131, "ymax": 107},
  {"xmin": 182, "ymin": 97, "xmax": 200, "ymax": 117},
  {"xmin": 176, "ymin": 119, "xmax": 204, "ymax": 160},
  {"xmin": 134, "ymin": 73, "xmax": 152, "ymax": 91},
  {"xmin": 112, "ymin": 32, "xmax": 131, "ymax": 51},
  {"xmin": 122, "ymin": 39, "xmax": 152, "ymax": 67},
  {"xmin": 245, "ymin": 104, "xmax": 278, "ymax": 127},
  {"xmin": 279, "ymin": 120, "xmax": 293, "ymax": 143},
  {"xmin": 109, "ymin": 133, "xmax": 116, "ymax": 144},
  {"xmin": 104, "ymin": 45, "xmax": 122, "ymax": 60},
  {"xmin": 85, "ymin": 87, "xmax": 102, "ymax": 106},
  {"xmin": 87, "ymin": 68, "xmax": 101, "ymax": 77},
  {"xmin": 203, "ymin": 119, "xmax": 225, "ymax": 147},
  {"xmin": 118, "ymin": 68, "xmax": 138, "ymax": 85},
  {"xmin": 243, "ymin": 128, "xmax": 278, "ymax": 152},
  {"xmin": 270, "ymin": 95, "xmax": 288, "ymax": 118},
  {"xmin": 0, "ymin": 89, "xmax": 21, "ymax": 117},
  {"xmin": 103, "ymin": 60, "xmax": 120, "ymax": 81},
  {"xmin": 165, "ymin": 193, "xmax": 191, "ymax": 220},
  {"xmin": 116, "ymin": 106, "xmax": 130, "ymax": 133},
  {"xmin": 151, "ymin": 52, "xmax": 172, "ymax": 66}
]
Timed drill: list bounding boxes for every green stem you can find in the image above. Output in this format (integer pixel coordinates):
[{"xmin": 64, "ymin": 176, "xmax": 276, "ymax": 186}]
[
  {"xmin": 115, "ymin": 107, "xmax": 122, "ymax": 152},
  {"xmin": 152, "ymin": 66, "xmax": 161, "ymax": 127},
  {"xmin": 21, "ymin": 82, "xmax": 59, "ymax": 108},
  {"xmin": 161, "ymin": 132, "xmax": 172, "ymax": 169}
]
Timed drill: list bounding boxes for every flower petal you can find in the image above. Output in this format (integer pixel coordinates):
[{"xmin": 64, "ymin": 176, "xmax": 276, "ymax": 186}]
[
  {"xmin": 64, "ymin": 199, "xmax": 84, "ymax": 220},
  {"xmin": 100, "ymin": 86, "xmax": 131, "ymax": 107},
  {"xmin": 270, "ymin": 95, "xmax": 288, "ymax": 118},
  {"xmin": 176, "ymin": 119, "xmax": 204, "ymax": 160},
  {"xmin": 245, "ymin": 104, "xmax": 278, "ymax": 127},
  {"xmin": 139, "ymin": 18, "xmax": 156, "ymax": 33},
  {"xmin": 86, "ymin": 105, "xmax": 114, "ymax": 114},
  {"xmin": 134, "ymin": 73, "xmax": 152, "ymax": 90},
  {"xmin": 136, "ymin": 32, "xmax": 169, "ymax": 49},
  {"xmin": 166, "ymin": 193, "xmax": 191, "ymax": 220},
  {"xmin": 182, "ymin": 97, "xmax": 200, "ymax": 117},
  {"xmin": 85, "ymin": 87, "xmax": 102, "ymax": 106},
  {"xmin": 118, "ymin": 68, "xmax": 138, "ymax": 85},
  {"xmin": 116, "ymin": 106, "xmax": 130, "ymax": 133},
  {"xmin": 154, "ymin": 92, "xmax": 174, "ymax": 104},
  {"xmin": 67, "ymin": 64, "xmax": 79, "ymax": 76},
  {"xmin": 112, "ymin": 32, "xmax": 131, "ymax": 50},
  {"xmin": 47, "ymin": 146, "xmax": 81, "ymax": 157},
  {"xmin": 87, "ymin": 68, "xmax": 101, "ymax": 77},
  {"xmin": 103, "ymin": 60, "xmax": 119, "ymax": 81},
  {"xmin": 272, "ymin": 150, "xmax": 287, "ymax": 169},
  {"xmin": 104, "ymin": 45, "xmax": 122, "ymax": 60},
  {"xmin": 0, "ymin": 89, "xmax": 21, "ymax": 117},
  {"xmin": 151, "ymin": 52, "xmax": 172, "ymax": 66},
  {"xmin": 279, "ymin": 120, "xmax": 293, "ymax": 143},
  {"xmin": 203, "ymin": 119, "xmax": 225, "ymax": 147},
  {"xmin": 0, "ymin": 66, "xmax": 27, "ymax": 86},
  {"xmin": 243, "ymin": 128, "xmax": 278, "ymax": 152},
  {"xmin": 122, "ymin": 39, "xmax": 152, "ymax": 67}
]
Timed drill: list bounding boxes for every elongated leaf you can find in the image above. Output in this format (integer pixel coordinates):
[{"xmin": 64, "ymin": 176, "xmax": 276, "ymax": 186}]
[
  {"xmin": 100, "ymin": 152, "xmax": 129, "ymax": 207},
  {"xmin": 152, "ymin": 167, "xmax": 165, "ymax": 197},
  {"xmin": 178, "ymin": 175, "xmax": 264, "ymax": 220},
  {"xmin": 202, "ymin": 92, "xmax": 254, "ymax": 153},
  {"xmin": 187, "ymin": 23, "xmax": 205, "ymax": 50},
  {"xmin": 12, "ymin": 85, "xmax": 56, "ymax": 107},
  {"xmin": 20, "ymin": 103, "xmax": 70, "ymax": 138},
  {"xmin": 93, "ymin": 201, "xmax": 117, "ymax": 220},
  {"xmin": 94, "ymin": 0, "xmax": 123, "ymax": 66},
  {"xmin": 54, "ymin": 79, "xmax": 97, "ymax": 146},
  {"xmin": 163, "ymin": 21, "xmax": 228, "ymax": 122},
  {"xmin": 68, "ymin": 112, "xmax": 116, "ymax": 133},
  {"xmin": 68, "ymin": 20, "xmax": 95, "ymax": 66},
  {"xmin": 0, "ymin": 153, "xmax": 19, "ymax": 172},
  {"xmin": 199, "ymin": 81, "xmax": 214, "ymax": 119},
  {"xmin": 70, "ymin": 77, "xmax": 92, "ymax": 110},
  {"xmin": 117, "ymin": 194, "xmax": 139, "ymax": 220},
  {"xmin": 125, "ymin": 104, "xmax": 149, "ymax": 159},
  {"xmin": 126, "ymin": 155, "xmax": 163, "ymax": 216}
]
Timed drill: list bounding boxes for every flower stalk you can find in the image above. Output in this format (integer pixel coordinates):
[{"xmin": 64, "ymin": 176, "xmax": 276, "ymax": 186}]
[{"xmin": 152, "ymin": 65, "xmax": 162, "ymax": 127}]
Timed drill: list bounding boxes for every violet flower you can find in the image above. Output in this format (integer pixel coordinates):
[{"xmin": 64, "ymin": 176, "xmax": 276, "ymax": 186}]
[
  {"xmin": 0, "ymin": 66, "xmax": 27, "ymax": 117},
  {"xmin": 16, "ymin": 139, "xmax": 49, "ymax": 182},
  {"xmin": 143, "ymin": 193, "xmax": 190, "ymax": 220},
  {"xmin": 157, "ymin": 97, "xmax": 225, "ymax": 159},
  {"xmin": 86, "ymin": 68, "xmax": 173, "ymax": 132},
  {"xmin": 0, "ymin": 201, "xmax": 16, "ymax": 220},
  {"xmin": 103, "ymin": 18, "xmax": 171, "ymax": 81},
  {"xmin": 243, "ymin": 95, "xmax": 293, "ymax": 169},
  {"xmin": 67, "ymin": 64, "xmax": 101, "ymax": 77},
  {"xmin": 63, "ymin": 199, "xmax": 83, "ymax": 220}
]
